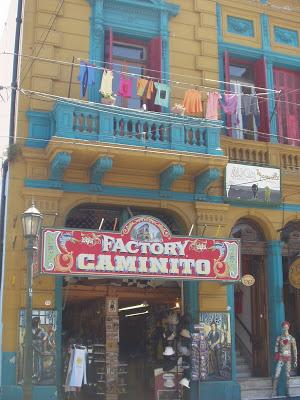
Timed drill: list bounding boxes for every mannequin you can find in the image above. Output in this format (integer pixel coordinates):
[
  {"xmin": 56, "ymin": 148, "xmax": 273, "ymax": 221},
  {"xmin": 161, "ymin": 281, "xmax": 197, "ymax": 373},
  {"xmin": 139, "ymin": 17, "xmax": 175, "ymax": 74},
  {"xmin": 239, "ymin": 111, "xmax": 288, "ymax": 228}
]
[{"xmin": 271, "ymin": 321, "xmax": 297, "ymax": 397}]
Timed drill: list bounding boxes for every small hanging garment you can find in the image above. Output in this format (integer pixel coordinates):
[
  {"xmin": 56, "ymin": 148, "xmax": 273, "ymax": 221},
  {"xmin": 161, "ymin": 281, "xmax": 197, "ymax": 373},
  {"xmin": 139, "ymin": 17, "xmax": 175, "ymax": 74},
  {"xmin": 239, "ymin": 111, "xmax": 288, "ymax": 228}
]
[
  {"xmin": 154, "ymin": 82, "xmax": 170, "ymax": 107},
  {"xmin": 136, "ymin": 78, "xmax": 148, "ymax": 97},
  {"xmin": 183, "ymin": 89, "xmax": 202, "ymax": 114},
  {"xmin": 146, "ymin": 80, "xmax": 154, "ymax": 100},
  {"xmin": 118, "ymin": 75, "xmax": 133, "ymax": 98},
  {"xmin": 241, "ymin": 93, "xmax": 260, "ymax": 129},
  {"xmin": 206, "ymin": 92, "xmax": 222, "ymax": 120},
  {"xmin": 77, "ymin": 62, "xmax": 96, "ymax": 98},
  {"xmin": 65, "ymin": 346, "xmax": 87, "ymax": 388},
  {"xmin": 100, "ymin": 69, "xmax": 113, "ymax": 95}
]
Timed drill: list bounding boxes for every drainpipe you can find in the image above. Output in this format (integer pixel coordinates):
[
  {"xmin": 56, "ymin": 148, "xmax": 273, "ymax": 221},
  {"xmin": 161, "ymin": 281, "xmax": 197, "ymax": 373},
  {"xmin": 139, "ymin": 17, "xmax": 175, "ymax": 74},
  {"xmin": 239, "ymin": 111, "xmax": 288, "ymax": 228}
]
[{"xmin": 0, "ymin": 0, "xmax": 23, "ymax": 386}]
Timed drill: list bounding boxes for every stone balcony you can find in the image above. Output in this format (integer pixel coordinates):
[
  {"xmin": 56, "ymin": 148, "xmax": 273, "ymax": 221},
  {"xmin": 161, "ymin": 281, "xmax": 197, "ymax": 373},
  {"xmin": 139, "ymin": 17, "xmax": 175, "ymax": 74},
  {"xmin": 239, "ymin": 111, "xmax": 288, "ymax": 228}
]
[{"xmin": 26, "ymin": 101, "xmax": 223, "ymax": 156}]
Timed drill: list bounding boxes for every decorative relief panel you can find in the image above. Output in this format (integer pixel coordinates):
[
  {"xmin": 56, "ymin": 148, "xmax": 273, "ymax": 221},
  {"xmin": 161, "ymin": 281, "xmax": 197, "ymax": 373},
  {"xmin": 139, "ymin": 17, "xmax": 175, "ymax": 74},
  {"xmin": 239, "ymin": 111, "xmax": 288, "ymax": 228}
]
[
  {"xmin": 274, "ymin": 26, "xmax": 299, "ymax": 47},
  {"xmin": 227, "ymin": 16, "xmax": 254, "ymax": 38}
]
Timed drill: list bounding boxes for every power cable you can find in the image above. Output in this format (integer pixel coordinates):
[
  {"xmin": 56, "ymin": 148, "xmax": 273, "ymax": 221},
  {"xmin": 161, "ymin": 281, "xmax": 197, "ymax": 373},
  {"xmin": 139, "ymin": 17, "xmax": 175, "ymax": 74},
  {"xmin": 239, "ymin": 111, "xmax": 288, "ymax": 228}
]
[{"xmin": 19, "ymin": 0, "xmax": 64, "ymax": 85}]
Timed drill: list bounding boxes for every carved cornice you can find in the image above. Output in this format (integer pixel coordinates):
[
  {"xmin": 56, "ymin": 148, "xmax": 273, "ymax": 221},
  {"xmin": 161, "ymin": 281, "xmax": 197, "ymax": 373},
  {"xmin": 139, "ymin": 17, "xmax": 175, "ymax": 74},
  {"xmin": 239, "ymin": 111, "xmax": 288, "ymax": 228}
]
[
  {"xmin": 50, "ymin": 152, "xmax": 72, "ymax": 181},
  {"xmin": 90, "ymin": 156, "xmax": 113, "ymax": 187},
  {"xmin": 195, "ymin": 168, "xmax": 221, "ymax": 200},
  {"xmin": 160, "ymin": 164, "xmax": 185, "ymax": 192}
]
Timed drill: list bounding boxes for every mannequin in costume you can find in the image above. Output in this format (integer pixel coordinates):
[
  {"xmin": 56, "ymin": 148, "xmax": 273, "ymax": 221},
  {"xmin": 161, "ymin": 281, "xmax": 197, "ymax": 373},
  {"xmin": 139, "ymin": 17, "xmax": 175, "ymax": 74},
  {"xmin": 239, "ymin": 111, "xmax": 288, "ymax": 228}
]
[{"xmin": 271, "ymin": 321, "xmax": 297, "ymax": 397}]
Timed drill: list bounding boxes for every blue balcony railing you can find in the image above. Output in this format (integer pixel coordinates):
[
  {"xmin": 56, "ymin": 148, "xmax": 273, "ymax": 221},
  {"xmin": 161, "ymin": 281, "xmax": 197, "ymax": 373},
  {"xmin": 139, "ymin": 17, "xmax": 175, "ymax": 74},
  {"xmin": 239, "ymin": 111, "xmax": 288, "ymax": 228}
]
[{"xmin": 26, "ymin": 101, "xmax": 223, "ymax": 155}]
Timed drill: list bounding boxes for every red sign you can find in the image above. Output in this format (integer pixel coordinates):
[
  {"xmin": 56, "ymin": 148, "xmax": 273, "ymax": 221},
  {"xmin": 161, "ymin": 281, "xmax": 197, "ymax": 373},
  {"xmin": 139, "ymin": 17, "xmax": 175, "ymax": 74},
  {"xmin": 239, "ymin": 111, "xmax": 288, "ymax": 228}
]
[{"xmin": 40, "ymin": 216, "xmax": 240, "ymax": 281}]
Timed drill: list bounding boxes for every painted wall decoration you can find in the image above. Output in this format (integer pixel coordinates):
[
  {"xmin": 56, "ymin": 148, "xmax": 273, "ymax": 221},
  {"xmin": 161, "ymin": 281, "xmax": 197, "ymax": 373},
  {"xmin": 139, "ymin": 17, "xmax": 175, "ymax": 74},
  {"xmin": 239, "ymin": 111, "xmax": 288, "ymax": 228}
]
[
  {"xmin": 40, "ymin": 215, "xmax": 240, "ymax": 282},
  {"xmin": 274, "ymin": 26, "xmax": 299, "ymax": 48},
  {"xmin": 289, "ymin": 258, "xmax": 300, "ymax": 289},
  {"xmin": 225, "ymin": 163, "xmax": 281, "ymax": 204},
  {"xmin": 18, "ymin": 309, "xmax": 57, "ymax": 385},
  {"xmin": 227, "ymin": 16, "xmax": 254, "ymax": 37},
  {"xmin": 198, "ymin": 313, "xmax": 232, "ymax": 381}
]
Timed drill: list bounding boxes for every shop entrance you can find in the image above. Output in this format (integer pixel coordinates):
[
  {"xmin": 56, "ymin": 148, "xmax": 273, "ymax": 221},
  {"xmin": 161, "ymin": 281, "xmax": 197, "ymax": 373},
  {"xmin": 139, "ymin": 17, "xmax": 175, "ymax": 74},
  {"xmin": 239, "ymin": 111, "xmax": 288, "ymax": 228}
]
[
  {"xmin": 231, "ymin": 219, "xmax": 269, "ymax": 377},
  {"xmin": 61, "ymin": 279, "xmax": 182, "ymax": 400}
]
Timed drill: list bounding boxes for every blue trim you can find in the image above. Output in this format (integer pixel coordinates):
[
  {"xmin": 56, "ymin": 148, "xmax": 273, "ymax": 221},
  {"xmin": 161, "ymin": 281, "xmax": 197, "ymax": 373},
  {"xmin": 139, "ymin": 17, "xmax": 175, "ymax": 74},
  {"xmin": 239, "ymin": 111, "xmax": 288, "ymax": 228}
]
[
  {"xmin": 274, "ymin": 26, "xmax": 299, "ymax": 48},
  {"xmin": 55, "ymin": 277, "xmax": 63, "ymax": 398},
  {"xmin": 266, "ymin": 240, "xmax": 285, "ymax": 395},
  {"xmin": 24, "ymin": 178, "xmax": 300, "ymax": 212},
  {"xmin": 227, "ymin": 285, "xmax": 237, "ymax": 382},
  {"xmin": 160, "ymin": 164, "xmax": 184, "ymax": 191},
  {"xmin": 1, "ymin": 352, "xmax": 17, "ymax": 385},
  {"xmin": 90, "ymin": 156, "xmax": 113, "ymax": 185},
  {"xmin": 195, "ymin": 168, "xmax": 220, "ymax": 201},
  {"xmin": 50, "ymin": 152, "xmax": 72, "ymax": 181},
  {"xmin": 26, "ymin": 111, "xmax": 53, "ymax": 148},
  {"xmin": 200, "ymin": 381, "xmax": 240, "ymax": 400},
  {"xmin": 260, "ymin": 14, "xmax": 271, "ymax": 52},
  {"xmin": 227, "ymin": 16, "xmax": 254, "ymax": 38},
  {"xmin": 265, "ymin": 59, "xmax": 278, "ymax": 143}
]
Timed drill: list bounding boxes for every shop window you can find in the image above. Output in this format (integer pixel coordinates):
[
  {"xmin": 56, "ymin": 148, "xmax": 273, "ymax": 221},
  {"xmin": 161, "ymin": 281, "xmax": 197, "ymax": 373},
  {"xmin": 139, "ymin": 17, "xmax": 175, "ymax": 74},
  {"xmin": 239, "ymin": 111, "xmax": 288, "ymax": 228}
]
[
  {"xmin": 224, "ymin": 52, "xmax": 270, "ymax": 142},
  {"xmin": 274, "ymin": 68, "xmax": 300, "ymax": 146},
  {"xmin": 104, "ymin": 30, "xmax": 162, "ymax": 111}
]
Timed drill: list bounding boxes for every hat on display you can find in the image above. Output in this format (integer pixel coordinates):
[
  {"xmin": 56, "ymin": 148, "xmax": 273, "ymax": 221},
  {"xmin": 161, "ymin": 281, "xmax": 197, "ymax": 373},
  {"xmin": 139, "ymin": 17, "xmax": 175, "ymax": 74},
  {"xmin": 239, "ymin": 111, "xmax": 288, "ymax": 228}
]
[
  {"xmin": 180, "ymin": 329, "xmax": 191, "ymax": 339},
  {"xmin": 163, "ymin": 346, "xmax": 175, "ymax": 356},
  {"xmin": 177, "ymin": 356, "xmax": 183, "ymax": 366},
  {"xmin": 179, "ymin": 377, "xmax": 190, "ymax": 389},
  {"xmin": 163, "ymin": 373, "xmax": 176, "ymax": 388}
]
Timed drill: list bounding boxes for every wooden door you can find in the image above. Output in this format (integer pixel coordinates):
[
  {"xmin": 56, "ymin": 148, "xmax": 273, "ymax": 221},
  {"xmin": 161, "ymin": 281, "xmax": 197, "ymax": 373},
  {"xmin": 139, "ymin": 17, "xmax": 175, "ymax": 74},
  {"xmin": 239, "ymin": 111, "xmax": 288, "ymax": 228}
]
[{"xmin": 250, "ymin": 255, "xmax": 269, "ymax": 376}]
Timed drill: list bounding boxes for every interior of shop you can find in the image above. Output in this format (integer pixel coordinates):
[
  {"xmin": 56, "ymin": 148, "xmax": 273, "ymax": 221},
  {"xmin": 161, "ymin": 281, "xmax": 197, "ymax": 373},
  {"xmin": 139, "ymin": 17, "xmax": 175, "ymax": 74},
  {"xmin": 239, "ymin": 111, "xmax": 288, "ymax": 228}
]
[{"xmin": 62, "ymin": 277, "xmax": 192, "ymax": 400}]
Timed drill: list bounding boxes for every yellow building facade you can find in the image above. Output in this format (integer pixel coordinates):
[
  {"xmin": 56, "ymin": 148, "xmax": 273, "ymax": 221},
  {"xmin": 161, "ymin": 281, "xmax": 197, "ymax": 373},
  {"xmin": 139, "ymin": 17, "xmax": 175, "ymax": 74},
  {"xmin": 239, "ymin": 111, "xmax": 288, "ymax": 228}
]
[{"xmin": 1, "ymin": 0, "xmax": 300, "ymax": 399}]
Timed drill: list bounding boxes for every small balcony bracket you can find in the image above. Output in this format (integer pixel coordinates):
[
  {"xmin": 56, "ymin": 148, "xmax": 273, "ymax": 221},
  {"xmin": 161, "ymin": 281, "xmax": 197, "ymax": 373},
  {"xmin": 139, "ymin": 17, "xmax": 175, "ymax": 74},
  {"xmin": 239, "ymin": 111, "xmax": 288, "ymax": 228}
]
[
  {"xmin": 50, "ymin": 152, "xmax": 72, "ymax": 181},
  {"xmin": 160, "ymin": 164, "xmax": 185, "ymax": 192},
  {"xmin": 195, "ymin": 168, "xmax": 220, "ymax": 200},
  {"xmin": 90, "ymin": 156, "xmax": 113, "ymax": 186}
]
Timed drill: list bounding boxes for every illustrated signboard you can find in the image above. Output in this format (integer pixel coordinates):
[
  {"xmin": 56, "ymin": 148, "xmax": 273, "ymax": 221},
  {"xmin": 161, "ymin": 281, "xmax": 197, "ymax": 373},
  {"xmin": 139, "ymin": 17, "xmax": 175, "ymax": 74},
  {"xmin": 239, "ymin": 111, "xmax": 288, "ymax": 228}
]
[
  {"xmin": 198, "ymin": 312, "xmax": 231, "ymax": 381},
  {"xmin": 40, "ymin": 215, "xmax": 240, "ymax": 281},
  {"xmin": 225, "ymin": 163, "xmax": 280, "ymax": 204}
]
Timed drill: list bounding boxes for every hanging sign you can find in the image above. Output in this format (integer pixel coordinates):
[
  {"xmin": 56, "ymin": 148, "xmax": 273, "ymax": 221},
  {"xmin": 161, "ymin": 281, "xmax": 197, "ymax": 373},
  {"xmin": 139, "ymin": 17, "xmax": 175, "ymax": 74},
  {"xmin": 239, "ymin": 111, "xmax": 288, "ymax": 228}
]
[
  {"xmin": 241, "ymin": 274, "xmax": 255, "ymax": 287},
  {"xmin": 289, "ymin": 258, "xmax": 300, "ymax": 289},
  {"xmin": 40, "ymin": 215, "xmax": 240, "ymax": 281}
]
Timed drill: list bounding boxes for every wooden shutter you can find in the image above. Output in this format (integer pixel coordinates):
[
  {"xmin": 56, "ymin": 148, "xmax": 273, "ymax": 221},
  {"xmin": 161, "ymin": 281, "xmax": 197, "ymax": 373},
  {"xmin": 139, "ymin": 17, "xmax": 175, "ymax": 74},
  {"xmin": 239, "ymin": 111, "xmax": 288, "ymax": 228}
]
[
  {"xmin": 254, "ymin": 57, "xmax": 270, "ymax": 142},
  {"xmin": 274, "ymin": 68, "xmax": 300, "ymax": 145},
  {"xmin": 147, "ymin": 36, "xmax": 162, "ymax": 111},
  {"xmin": 224, "ymin": 51, "xmax": 231, "ymax": 134}
]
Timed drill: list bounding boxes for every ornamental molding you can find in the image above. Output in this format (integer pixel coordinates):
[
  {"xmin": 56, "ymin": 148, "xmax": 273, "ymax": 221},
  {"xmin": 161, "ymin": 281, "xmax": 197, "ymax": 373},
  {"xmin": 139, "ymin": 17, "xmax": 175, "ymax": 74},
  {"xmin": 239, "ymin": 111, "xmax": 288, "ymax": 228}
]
[
  {"xmin": 274, "ymin": 26, "xmax": 299, "ymax": 47},
  {"xmin": 227, "ymin": 15, "xmax": 254, "ymax": 37}
]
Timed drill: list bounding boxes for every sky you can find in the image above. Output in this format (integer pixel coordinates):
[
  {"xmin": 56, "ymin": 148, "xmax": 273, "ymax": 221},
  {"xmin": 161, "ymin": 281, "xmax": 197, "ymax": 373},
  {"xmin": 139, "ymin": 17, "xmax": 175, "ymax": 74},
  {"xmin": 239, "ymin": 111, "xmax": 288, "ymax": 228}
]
[{"xmin": 0, "ymin": 0, "xmax": 16, "ymax": 164}]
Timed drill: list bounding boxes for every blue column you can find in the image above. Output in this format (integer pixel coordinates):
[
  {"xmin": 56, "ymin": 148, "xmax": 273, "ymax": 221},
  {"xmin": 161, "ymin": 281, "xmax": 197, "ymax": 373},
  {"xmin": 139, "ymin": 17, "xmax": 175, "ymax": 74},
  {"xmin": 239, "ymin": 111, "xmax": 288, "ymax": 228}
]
[
  {"xmin": 227, "ymin": 284, "xmax": 237, "ymax": 382},
  {"xmin": 184, "ymin": 281, "xmax": 199, "ymax": 400},
  {"xmin": 55, "ymin": 276, "xmax": 63, "ymax": 399},
  {"xmin": 265, "ymin": 60, "xmax": 278, "ymax": 144},
  {"xmin": 266, "ymin": 241, "xmax": 285, "ymax": 375}
]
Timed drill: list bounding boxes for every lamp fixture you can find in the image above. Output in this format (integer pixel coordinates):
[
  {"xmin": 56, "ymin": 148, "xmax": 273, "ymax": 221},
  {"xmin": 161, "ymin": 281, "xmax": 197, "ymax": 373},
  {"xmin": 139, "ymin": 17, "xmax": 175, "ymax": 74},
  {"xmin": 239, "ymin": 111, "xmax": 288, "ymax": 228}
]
[
  {"xmin": 119, "ymin": 301, "xmax": 149, "ymax": 312},
  {"xmin": 125, "ymin": 310, "xmax": 149, "ymax": 318}
]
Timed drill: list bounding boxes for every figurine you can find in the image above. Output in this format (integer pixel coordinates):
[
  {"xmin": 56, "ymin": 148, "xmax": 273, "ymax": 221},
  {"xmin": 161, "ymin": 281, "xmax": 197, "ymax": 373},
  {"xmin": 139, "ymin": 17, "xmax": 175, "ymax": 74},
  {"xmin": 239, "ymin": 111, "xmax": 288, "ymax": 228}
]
[{"xmin": 271, "ymin": 321, "xmax": 297, "ymax": 397}]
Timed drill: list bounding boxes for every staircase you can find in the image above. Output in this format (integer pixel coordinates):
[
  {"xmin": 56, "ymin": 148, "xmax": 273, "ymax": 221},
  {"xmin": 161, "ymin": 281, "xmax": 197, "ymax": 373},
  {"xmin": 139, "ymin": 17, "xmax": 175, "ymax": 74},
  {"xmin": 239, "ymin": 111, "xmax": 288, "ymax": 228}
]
[{"xmin": 237, "ymin": 350, "xmax": 300, "ymax": 399}]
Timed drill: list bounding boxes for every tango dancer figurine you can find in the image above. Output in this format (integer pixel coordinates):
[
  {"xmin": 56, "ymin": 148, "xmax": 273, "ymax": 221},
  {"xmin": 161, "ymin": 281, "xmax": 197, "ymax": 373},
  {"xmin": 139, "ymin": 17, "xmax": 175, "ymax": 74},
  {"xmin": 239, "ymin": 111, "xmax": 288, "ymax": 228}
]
[{"xmin": 271, "ymin": 321, "xmax": 297, "ymax": 398}]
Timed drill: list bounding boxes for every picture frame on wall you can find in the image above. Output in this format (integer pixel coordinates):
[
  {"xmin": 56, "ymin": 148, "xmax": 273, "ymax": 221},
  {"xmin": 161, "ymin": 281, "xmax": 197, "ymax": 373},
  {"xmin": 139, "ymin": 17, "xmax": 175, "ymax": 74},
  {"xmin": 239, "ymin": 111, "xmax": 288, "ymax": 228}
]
[{"xmin": 198, "ymin": 312, "xmax": 232, "ymax": 381}]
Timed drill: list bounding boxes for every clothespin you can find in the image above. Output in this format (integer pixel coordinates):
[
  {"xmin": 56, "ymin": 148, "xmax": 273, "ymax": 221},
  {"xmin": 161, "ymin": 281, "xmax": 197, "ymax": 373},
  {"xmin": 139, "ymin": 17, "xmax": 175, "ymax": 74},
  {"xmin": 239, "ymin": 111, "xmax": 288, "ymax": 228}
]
[{"xmin": 201, "ymin": 224, "xmax": 207, "ymax": 237}]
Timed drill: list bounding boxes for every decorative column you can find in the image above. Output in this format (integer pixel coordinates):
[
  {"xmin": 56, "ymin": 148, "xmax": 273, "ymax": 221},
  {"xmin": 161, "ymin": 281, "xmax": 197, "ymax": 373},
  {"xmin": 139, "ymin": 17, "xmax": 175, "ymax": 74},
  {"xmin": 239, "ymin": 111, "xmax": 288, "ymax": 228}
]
[
  {"xmin": 265, "ymin": 60, "xmax": 278, "ymax": 144},
  {"xmin": 88, "ymin": 0, "xmax": 104, "ymax": 103},
  {"xmin": 105, "ymin": 296, "xmax": 119, "ymax": 400},
  {"xmin": 266, "ymin": 240, "xmax": 285, "ymax": 373}
]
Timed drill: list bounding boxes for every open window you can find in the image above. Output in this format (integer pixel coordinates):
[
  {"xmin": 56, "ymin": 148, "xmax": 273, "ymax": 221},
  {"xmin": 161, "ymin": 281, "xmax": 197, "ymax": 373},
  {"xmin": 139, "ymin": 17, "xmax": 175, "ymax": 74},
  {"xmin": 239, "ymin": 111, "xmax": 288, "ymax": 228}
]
[
  {"xmin": 104, "ymin": 29, "xmax": 162, "ymax": 111},
  {"xmin": 224, "ymin": 53, "xmax": 270, "ymax": 142}
]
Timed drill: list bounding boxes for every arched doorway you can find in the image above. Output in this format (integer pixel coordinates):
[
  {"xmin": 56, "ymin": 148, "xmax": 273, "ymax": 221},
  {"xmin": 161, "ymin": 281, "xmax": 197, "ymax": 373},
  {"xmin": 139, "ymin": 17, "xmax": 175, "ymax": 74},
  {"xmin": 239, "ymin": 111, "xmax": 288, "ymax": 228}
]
[
  {"xmin": 231, "ymin": 218, "xmax": 269, "ymax": 377},
  {"xmin": 281, "ymin": 220, "xmax": 300, "ymax": 375}
]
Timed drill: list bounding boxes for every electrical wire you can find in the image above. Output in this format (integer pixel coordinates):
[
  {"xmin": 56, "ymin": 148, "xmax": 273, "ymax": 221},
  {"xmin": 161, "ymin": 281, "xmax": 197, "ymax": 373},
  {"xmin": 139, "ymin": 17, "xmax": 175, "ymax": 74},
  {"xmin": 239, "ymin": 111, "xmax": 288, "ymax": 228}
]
[{"xmin": 20, "ymin": 0, "xmax": 64, "ymax": 85}]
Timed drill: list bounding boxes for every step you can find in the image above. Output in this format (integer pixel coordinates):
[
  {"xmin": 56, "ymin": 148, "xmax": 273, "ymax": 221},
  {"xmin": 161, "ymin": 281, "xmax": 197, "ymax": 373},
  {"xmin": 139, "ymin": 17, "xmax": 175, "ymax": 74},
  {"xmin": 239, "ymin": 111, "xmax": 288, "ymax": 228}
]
[
  {"xmin": 239, "ymin": 377, "xmax": 272, "ymax": 389},
  {"xmin": 237, "ymin": 363, "xmax": 252, "ymax": 373},
  {"xmin": 241, "ymin": 389, "xmax": 273, "ymax": 399},
  {"xmin": 290, "ymin": 385, "xmax": 300, "ymax": 396},
  {"xmin": 237, "ymin": 371, "xmax": 252, "ymax": 379}
]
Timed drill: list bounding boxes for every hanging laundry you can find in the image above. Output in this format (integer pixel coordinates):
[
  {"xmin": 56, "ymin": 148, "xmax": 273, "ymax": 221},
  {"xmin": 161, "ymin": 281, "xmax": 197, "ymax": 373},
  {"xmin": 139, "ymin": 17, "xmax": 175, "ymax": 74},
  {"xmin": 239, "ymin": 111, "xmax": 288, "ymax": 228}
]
[
  {"xmin": 154, "ymin": 82, "xmax": 170, "ymax": 107},
  {"xmin": 241, "ymin": 93, "xmax": 260, "ymax": 130},
  {"xmin": 77, "ymin": 62, "xmax": 96, "ymax": 98},
  {"xmin": 118, "ymin": 75, "xmax": 133, "ymax": 98},
  {"xmin": 220, "ymin": 93, "xmax": 239, "ymax": 128},
  {"xmin": 146, "ymin": 80, "xmax": 154, "ymax": 100},
  {"xmin": 100, "ymin": 69, "xmax": 113, "ymax": 96},
  {"xmin": 206, "ymin": 92, "xmax": 222, "ymax": 120},
  {"xmin": 183, "ymin": 89, "xmax": 202, "ymax": 114},
  {"xmin": 136, "ymin": 78, "xmax": 148, "ymax": 97},
  {"xmin": 65, "ymin": 346, "xmax": 87, "ymax": 389}
]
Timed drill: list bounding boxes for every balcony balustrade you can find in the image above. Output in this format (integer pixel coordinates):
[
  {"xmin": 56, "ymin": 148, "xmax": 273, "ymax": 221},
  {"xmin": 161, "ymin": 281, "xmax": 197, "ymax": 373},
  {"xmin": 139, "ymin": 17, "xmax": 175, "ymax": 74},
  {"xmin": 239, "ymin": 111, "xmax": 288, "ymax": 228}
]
[{"xmin": 26, "ymin": 101, "xmax": 223, "ymax": 156}]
